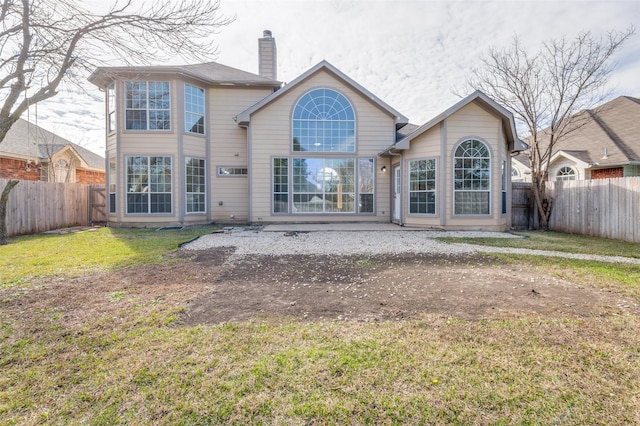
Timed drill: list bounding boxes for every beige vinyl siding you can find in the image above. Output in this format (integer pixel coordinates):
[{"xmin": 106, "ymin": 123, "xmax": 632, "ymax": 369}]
[
  {"xmin": 444, "ymin": 101, "xmax": 507, "ymax": 230},
  {"xmin": 248, "ymin": 70, "xmax": 394, "ymax": 222},
  {"xmin": 183, "ymin": 134, "xmax": 206, "ymax": 158},
  {"xmin": 210, "ymin": 87, "xmax": 274, "ymax": 222}
]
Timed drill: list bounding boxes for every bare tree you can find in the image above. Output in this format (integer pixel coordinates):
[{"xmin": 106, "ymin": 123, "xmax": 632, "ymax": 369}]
[
  {"xmin": 466, "ymin": 28, "xmax": 635, "ymax": 229},
  {"xmin": 0, "ymin": 0, "xmax": 234, "ymax": 244}
]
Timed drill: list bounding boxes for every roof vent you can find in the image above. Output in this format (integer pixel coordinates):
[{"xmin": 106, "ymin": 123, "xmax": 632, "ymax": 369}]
[{"xmin": 602, "ymin": 147, "xmax": 609, "ymax": 159}]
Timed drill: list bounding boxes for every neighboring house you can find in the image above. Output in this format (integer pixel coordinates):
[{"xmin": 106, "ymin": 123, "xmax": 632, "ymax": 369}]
[
  {"xmin": 515, "ymin": 96, "xmax": 640, "ymax": 182},
  {"xmin": 0, "ymin": 118, "xmax": 105, "ymax": 184},
  {"xmin": 88, "ymin": 30, "xmax": 527, "ymax": 230}
]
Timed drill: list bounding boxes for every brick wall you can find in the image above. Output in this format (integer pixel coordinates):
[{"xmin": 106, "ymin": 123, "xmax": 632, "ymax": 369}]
[
  {"xmin": 76, "ymin": 169, "xmax": 106, "ymax": 184},
  {"xmin": 0, "ymin": 157, "xmax": 40, "ymax": 181},
  {"xmin": 591, "ymin": 167, "xmax": 624, "ymax": 179}
]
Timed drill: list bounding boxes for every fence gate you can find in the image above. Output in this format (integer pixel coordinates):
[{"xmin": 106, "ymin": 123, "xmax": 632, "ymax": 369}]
[
  {"xmin": 89, "ymin": 185, "xmax": 107, "ymax": 225},
  {"xmin": 511, "ymin": 182, "xmax": 531, "ymax": 230}
]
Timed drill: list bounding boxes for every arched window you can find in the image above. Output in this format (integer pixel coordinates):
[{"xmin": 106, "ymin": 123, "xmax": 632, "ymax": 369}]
[
  {"xmin": 292, "ymin": 88, "xmax": 355, "ymax": 152},
  {"xmin": 556, "ymin": 166, "xmax": 576, "ymax": 181},
  {"xmin": 453, "ymin": 139, "xmax": 491, "ymax": 215},
  {"xmin": 55, "ymin": 159, "xmax": 70, "ymax": 183}
]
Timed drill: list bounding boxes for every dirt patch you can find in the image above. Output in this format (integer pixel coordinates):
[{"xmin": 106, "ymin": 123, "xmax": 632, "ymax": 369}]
[
  {"xmin": 3, "ymin": 248, "xmax": 637, "ymax": 327},
  {"xmin": 177, "ymin": 250, "xmax": 639, "ymax": 325}
]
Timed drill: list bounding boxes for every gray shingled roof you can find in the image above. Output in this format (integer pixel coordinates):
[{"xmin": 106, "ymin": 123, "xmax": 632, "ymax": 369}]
[
  {"xmin": 396, "ymin": 123, "xmax": 419, "ymax": 142},
  {"xmin": 0, "ymin": 118, "xmax": 105, "ymax": 170},
  {"xmin": 88, "ymin": 61, "xmax": 281, "ymax": 88},
  {"xmin": 516, "ymin": 96, "xmax": 640, "ymax": 167}
]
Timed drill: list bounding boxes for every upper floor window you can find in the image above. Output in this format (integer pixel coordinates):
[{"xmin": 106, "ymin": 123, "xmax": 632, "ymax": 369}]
[
  {"xmin": 107, "ymin": 84, "xmax": 116, "ymax": 132},
  {"xmin": 125, "ymin": 81, "xmax": 171, "ymax": 130},
  {"xmin": 454, "ymin": 139, "xmax": 491, "ymax": 215},
  {"xmin": 292, "ymin": 88, "xmax": 355, "ymax": 152},
  {"xmin": 557, "ymin": 166, "xmax": 576, "ymax": 181},
  {"xmin": 185, "ymin": 84, "xmax": 205, "ymax": 134}
]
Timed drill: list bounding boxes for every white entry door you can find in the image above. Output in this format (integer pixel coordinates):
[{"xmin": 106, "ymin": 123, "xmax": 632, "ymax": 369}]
[{"xmin": 392, "ymin": 165, "xmax": 401, "ymax": 222}]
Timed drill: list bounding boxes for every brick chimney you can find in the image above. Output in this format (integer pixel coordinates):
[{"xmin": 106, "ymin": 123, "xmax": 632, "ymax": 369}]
[{"xmin": 258, "ymin": 30, "xmax": 277, "ymax": 80}]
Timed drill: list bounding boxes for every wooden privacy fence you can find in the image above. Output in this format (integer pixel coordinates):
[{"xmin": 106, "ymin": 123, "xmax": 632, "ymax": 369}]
[
  {"xmin": 511, "ymin": 182, "xmax": 531, "ymax": 230},
  {"xmin": 548, "ymin": 177, "xmax": 640, "ymax": 243},
  {"xmin": 1, "ymin": 179, "xmax": 106, "ymax": 237}
]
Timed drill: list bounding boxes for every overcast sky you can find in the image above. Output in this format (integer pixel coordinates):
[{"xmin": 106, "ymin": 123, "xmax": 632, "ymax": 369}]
[{"xmin": 29, "ymin": 0, "xmax": 640, "ymax": 155}]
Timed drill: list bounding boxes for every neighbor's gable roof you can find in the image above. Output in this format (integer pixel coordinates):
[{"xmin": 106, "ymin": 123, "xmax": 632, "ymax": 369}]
[
  {"xmin": 88, "ymin": 61, "xmax": 281, "ymax": 88},
  {"xmin": 235, "ymin": 60, "xmax": 409, "ymax": 128},
  {"xmin": 388, "ymin": 90, "xmax": 527, "ymax": 154},
  {"xmin": 517, "ymin": 96, "xmax": 640, "ymax": 169},
  {"xmin": 555, "ymin": 96, "xmax": 640, "ymax": 166},
  {"xmin": 0, "ymin": 118, "xmax": 105, "ymax": 170}
]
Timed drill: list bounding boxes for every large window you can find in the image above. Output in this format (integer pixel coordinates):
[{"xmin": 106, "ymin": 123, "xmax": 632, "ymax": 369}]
[
  {"xmin": 186, "ymin": 158, "xmax": 205, "ymax": 213},
  {"xmin": 125, "ymin": 81, "xmax": 171, "ymax": 130},
  {"xmin": 454, "ymin": 139, "xmax": 491, "ymax": 215},
  {"xmin": 273, "ymin": 157, "xmax": 374, "ymax": 214},
  {"xmin": 185, "ymin": 84, "xmax": 205, "ymax": 134},
  {"xmin": 409, "ymin": 159, "xmax": 437, "ymax": 214},
  {"xmin": 292, "ymin": 88, "xmax": 355, "ymax": 152},
  {"xmin": 126, "ymin": 156, "xmax": 172, "ymax": 214}
]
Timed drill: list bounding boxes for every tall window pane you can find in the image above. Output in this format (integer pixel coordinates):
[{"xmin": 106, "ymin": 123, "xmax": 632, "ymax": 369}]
[
  {"xmin": 107, "ymin": 84, "xmax": 116, "ymax": 132},
  {"xmin": 454, "ymin": 139, "xmax": 490, "ymax": 215},
  {"xmin": 109, "ymin": 157, "xmax": 116, "ymax": 213},
  {"xmin": 186, "ymin": 158, "xmax": 206, "ymax": 213},
  {"xmin": 358, "ymin": 158, "xmax": 374, "ymax": 213},
  {"xmin": 126, "ymin": 156, "xmax": 172, "ymax": 214},
  {"xmin": 292, "ymin": 88, "xmax": 355, "ymax": 152},
  {"xmin": 273, "ymin": 158, "xmax": 289, "ymax": 213},
  {"xmin": 185, "ymin": 84, "xmax": 205, "ymax": 134},
  {"xmin": 125, "ymin": 81, "xmax": 171, "ymax": 130},
  {"xmin": 409, "ymin": 159, "xmax": 437, "ymax": 214}
]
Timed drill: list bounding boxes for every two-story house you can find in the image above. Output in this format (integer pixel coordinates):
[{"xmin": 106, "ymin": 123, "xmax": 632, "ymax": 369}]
[{"xmin": 89, "ymin": 31, "xmax": 527, "ymax": 230}]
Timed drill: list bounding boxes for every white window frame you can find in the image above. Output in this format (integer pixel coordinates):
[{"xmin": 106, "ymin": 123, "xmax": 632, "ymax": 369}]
[
  {"xmin": 184, "ymin": 84, "xmax": 205, "ymax": 135},
  {"xmin": 107, "ymin": 83, "xmax": 116, "ymax": 133},
  {"xmin": 109, "ymin": 157, "xmax": 116, "ymax": 214},
  {"xmin": 124, "ymin": 81, "xmax": 171, "ymax": 131},
  {"xmin": 186, "ymin": 158, "xmax": 206, "ymax": 214},
  {"xmin": 292, "ymin": 88, "xmax": 356, "ymax": 153},
  {"xmin": 556, "ymin": 166, "xmax": 577, "ymax": 181},
  {"xmin": 408, "ymin": 158, "xmax": 437, "ymax": 215},
  {"xmin": 217, "ymin": 166, "xmax": 248, "ymax": 177},
  {"xmin": 125, "ymin": 155, "xmax": 172, "ymax": 214},
  {"xmin": 453, "ymin": 139, "xmax": 491, "ymax": 216}
]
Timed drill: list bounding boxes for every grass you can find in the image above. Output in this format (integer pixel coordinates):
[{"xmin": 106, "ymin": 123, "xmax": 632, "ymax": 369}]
[
  {"xmin": 437, "ymin": 230, "xmax": 640, "ymax": 258},
  {"xmin": 0, "ymin": 225, "xmax": 215, "ymax": 286},
  {"xmin": 1, "ymin": 228, "xmax": 640, "ymax": 424}
]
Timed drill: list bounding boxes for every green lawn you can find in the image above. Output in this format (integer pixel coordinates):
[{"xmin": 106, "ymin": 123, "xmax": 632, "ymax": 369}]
[
  {"xmin": 0, "ymin": 226, "xmax": 213, "ymax": 286},
  {"xmin": 1, "ymin": 228, "xmax": 639, "ymax": 425},
  {"xmin": 438, "ymin": 230, "xmax": 640, "ymax": 258}
]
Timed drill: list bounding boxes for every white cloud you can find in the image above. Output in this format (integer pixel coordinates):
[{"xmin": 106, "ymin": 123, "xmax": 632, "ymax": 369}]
[{"xmin": 24, "ymin": 0, "xmax": 640, "ymax": 155}]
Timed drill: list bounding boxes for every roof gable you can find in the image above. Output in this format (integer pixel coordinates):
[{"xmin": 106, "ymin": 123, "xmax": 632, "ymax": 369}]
[
  {"xmin": 235, "ymin": 60, "xmax": 408, "ymax": 128},
  {"xmin": 392, "ymin": 90, "xmax": 526, "ymax": 152}
]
